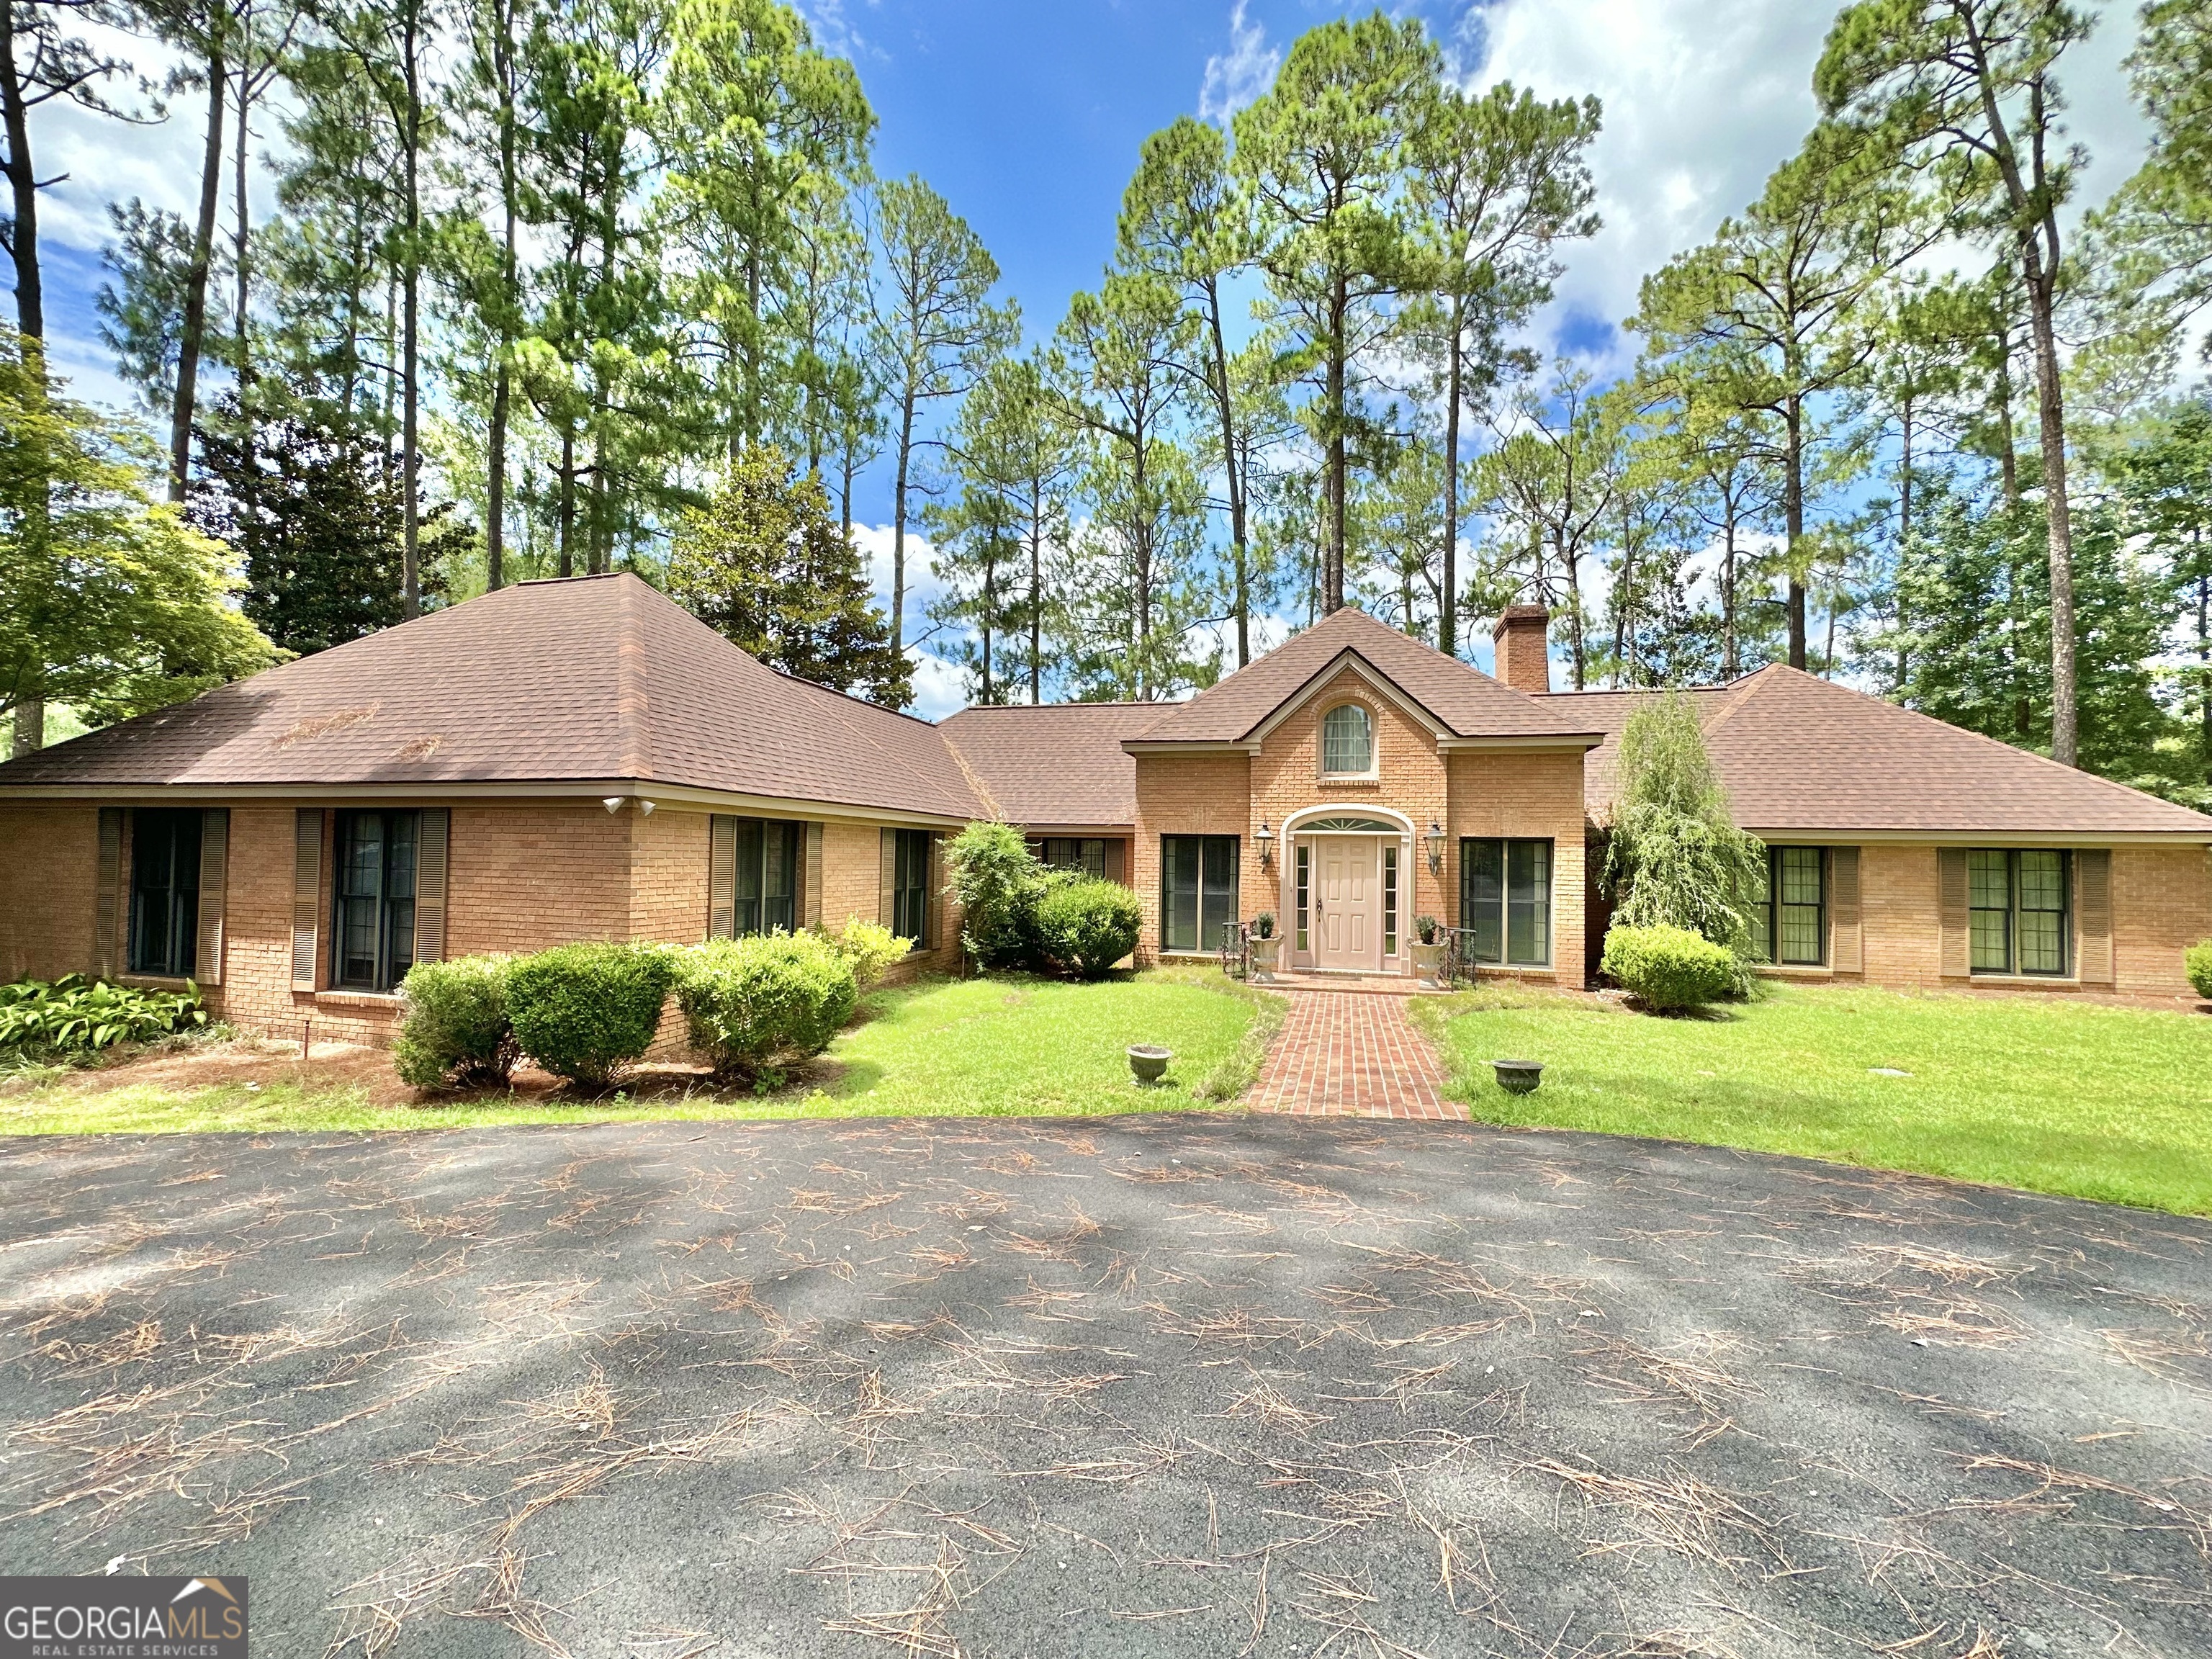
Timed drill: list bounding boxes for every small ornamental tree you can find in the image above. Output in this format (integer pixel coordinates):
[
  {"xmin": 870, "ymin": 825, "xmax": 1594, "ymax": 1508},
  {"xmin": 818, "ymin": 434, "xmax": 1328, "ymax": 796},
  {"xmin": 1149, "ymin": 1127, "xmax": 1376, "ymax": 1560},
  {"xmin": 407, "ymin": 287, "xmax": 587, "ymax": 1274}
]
[
  {"xmin": 1601, "ymin": 691, "xmax": 1767, "ymax": 953},
  {"xmin": 943, "ymin": 821, "xmax": 1048, "ymax": 968}
]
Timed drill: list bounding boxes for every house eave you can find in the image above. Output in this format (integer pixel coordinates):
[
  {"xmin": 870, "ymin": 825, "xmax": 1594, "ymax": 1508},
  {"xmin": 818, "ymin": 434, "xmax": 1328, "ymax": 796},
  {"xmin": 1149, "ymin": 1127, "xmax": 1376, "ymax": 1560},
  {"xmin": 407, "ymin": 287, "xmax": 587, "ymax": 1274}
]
[{"xmin": 0, "ymin": 776, "xmax": 975, "ymax": 828}]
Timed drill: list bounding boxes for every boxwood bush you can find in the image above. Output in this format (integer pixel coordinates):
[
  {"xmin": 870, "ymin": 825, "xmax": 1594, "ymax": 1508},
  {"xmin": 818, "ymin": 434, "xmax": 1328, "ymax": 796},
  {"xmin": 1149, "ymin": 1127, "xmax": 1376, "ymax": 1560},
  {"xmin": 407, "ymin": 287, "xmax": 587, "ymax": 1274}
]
[
  {"xmin": 506, "ymin": 942, "xmax": 676, "ymax": 1087},
  {"xmin": 393, "ymin": 955, "xmax": 517, "ymax": 1089},
  {"xmin": 1601, "ymin": 923, "xmax": 1739, "ymax": 1012},
  {"xmin": 672, "ymin": 932, "xmax": 858, "ymax": 1080},
  {"xmin": 1035, "ymin": 879, "xmax": 1142, "ymax": 979},
  {"xmin": 2188, "ymin": 940, "xmax": 2212, "ymax": 1001}
]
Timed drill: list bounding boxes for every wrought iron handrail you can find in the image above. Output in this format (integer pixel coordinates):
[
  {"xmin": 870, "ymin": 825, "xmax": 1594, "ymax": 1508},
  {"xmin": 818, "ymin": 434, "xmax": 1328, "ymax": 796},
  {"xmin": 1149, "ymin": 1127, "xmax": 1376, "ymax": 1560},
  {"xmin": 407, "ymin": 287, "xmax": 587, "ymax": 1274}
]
[
  {"xmin": 1218, "ymin": 920, "xmax": 1252, "ymax": 980},
  {"xmin": 1438, "ymin": 925, "xmax": 1483, "ymax": 988}
]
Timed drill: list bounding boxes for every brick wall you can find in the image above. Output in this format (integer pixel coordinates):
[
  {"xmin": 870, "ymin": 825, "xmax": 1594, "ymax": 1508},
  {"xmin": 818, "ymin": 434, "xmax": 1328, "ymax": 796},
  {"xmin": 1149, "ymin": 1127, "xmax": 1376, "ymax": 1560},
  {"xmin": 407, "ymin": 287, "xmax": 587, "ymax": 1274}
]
[
  {"xmin": 0, "ymin": 804, "xmax": 98, "ymax": 982},
  {"xmin": 817, "ymin": 819, "xmax": 963, "ymax": 983},
  {"xmin": 1129, "ymin": 667, "xmax": 1588, "ymax": 984},
  {"xmin": 1131, "ymin": 752, "xmax": 1251, "ymax": 963},
  {"xmin": 1765, "ymin": 840, "xmax": 2211, "ymax": 999},
  {"xmin": 1445, "ymin": 749, "xmax": 1588, "ymax": 988}
]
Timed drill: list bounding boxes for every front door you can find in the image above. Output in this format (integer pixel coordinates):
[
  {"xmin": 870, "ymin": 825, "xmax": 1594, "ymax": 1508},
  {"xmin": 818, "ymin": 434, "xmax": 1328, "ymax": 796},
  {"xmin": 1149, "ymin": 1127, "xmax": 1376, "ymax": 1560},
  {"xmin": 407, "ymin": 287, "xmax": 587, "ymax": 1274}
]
[{"xmin": 1312, "ymin": 837, "xmax": 1380, "ymax": 971}]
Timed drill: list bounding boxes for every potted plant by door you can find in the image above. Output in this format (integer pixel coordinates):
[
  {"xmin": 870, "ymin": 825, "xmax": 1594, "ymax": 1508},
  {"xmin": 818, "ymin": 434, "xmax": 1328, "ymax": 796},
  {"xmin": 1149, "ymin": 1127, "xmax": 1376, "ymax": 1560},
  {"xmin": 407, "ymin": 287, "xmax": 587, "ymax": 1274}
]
[
  {"xmin": 1413, "ymin": 915, "xmax": 1445, "ymax": 988},
  {"xmin": 1248, "ymin": 913, "xmax": 1281, "ymax": 982}
]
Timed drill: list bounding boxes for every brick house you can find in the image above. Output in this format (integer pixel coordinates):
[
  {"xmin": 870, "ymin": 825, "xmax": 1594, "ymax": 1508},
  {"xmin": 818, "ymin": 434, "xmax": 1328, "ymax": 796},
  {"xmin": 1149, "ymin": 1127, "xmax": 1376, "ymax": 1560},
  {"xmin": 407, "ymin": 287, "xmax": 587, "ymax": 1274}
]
[{"xmin": 3, "ymin": 575, "xmax": 2209, "ymax": 1044}]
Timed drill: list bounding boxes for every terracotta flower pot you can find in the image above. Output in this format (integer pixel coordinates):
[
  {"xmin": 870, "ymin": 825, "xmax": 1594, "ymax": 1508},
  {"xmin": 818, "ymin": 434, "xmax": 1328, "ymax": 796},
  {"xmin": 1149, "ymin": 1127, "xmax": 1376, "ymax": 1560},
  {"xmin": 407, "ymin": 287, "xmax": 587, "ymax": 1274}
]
[{"xmin": 1128, "ymin": 1044, "xmax": 1172, "ymax": 1084}]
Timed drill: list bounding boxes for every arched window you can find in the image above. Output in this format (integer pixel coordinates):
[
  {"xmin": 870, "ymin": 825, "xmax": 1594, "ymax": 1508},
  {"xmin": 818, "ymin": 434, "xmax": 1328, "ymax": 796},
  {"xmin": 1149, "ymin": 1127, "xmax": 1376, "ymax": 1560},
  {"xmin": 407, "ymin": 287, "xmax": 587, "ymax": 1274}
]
[{"xmin": 1321, "ymin": 703, "xmax": 1374, "ymax": 774}]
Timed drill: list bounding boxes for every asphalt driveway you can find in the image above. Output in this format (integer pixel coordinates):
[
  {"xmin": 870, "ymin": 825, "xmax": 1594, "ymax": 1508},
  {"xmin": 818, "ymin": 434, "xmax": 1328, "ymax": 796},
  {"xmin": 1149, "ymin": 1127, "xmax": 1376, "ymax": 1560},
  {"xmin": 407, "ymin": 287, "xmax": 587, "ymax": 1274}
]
[{"xmin": 0, "ymin": 1114, "xmax": 2206, "ymax": 1658}]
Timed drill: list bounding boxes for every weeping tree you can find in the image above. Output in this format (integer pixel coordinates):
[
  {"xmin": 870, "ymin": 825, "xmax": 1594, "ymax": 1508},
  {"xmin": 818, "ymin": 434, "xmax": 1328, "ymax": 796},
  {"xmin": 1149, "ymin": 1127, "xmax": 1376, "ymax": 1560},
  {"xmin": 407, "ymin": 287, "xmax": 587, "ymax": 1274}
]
[{"xmin": 1601, "ymin": 691, "xmax": 1766, "ymax": 950}]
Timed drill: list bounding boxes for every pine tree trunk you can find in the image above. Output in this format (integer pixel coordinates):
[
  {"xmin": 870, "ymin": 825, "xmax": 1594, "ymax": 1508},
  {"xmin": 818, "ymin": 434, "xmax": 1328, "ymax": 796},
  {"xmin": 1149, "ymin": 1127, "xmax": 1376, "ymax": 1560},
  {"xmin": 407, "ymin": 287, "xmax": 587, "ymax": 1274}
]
[
  {"xmin": 891, "ymin": 389, "xmax": 915, "ymax": 653},
  {"xmin": 1323, "ymin": 276, "xmax": 1347, "ymax": 613},
  {"xmin": 1203, "ymin": 279, "xmax": 1249, "ymax": 666},
  {"xmin": 2024, "ymin": 256, "xmax": 2077, "ymax": 768},
  {"xmin": 0, "ymin": 0, "xmax": 43, "ymax": 350},
  {"xmin": 171, "ymin": 35, "xmax": 230, "ymax": 504},
  {"xmin": 398, "ymin": 0, "xmax": 422, "ymax": 616},
  {"xmin": 1784, "ymin": 396, "xmax": 1806, "ymax": 670},
  {"xmin": 1440, "ymin": 300, "xmax": 1462, "ymax": 657}
]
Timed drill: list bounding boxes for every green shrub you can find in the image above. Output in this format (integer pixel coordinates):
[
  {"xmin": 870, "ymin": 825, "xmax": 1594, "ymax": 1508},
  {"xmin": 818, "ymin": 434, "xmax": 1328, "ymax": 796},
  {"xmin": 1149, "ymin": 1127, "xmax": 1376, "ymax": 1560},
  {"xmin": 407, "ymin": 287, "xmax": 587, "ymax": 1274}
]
[
  {"xmin": 944, "ymin": 820, "xmax": 1048, "ymax": 967},
  {"xmin": 672, "ymin": 933, "xmax": 858, "ymax": 1079},
  {"xmin": 0, "ymin": 975, "xmax": 207, "ymax": 1054},
  {"xmin": 825, "ymin": 917, "xmax": 912, "ymax": 990},
  {"xmin": 2188, "ymin": 940, "xmax": 2212, "ymax": 1000},
  {"xmin": 506, "ymin": 943, "xmax": 676, "ymax": 1087},
  {"xmin": 1034, "ymin": 879, "xmax": 1142, "ymax": 979},
  {"xmin": 1601, "ymin": 924, "xmax": 1740, "ymax": 1012},
  {"xmin": 394, "ymin": 956, "xmax": 517, "ymax": 1089}
]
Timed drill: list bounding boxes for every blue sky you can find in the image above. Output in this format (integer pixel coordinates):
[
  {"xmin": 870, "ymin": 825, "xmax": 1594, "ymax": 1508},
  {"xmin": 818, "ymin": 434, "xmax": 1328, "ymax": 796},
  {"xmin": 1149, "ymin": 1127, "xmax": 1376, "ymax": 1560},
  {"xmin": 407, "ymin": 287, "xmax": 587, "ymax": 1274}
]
[{"xmin": 17, "ymin": 0, "xmax": 2159, "ymax": 712}]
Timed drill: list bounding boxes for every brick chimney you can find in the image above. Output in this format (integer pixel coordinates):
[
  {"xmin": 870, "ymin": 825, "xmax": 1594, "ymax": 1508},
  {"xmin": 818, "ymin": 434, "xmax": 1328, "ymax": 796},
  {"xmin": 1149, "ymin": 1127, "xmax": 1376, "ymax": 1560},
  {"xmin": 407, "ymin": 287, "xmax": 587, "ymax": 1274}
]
[{"xmin": 1492, "ymin": 605, "xmax": 1551, "ymax": 694}]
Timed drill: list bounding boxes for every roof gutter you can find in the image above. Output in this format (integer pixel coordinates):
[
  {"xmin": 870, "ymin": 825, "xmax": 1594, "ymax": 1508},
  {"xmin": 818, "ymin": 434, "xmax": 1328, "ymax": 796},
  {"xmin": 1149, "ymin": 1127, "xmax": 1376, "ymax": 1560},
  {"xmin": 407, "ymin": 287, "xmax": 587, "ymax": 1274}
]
[{"xmin": 0, "ymin": 777, "xmax": 976, "ymax": 830}]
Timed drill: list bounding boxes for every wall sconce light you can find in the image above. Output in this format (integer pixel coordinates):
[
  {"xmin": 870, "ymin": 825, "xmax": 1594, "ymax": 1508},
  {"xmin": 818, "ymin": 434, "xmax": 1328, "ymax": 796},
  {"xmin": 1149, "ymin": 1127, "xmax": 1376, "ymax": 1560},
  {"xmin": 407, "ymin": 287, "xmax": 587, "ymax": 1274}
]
[
  {"xmin": 603, "ymin": 796, "xmax": 626, "ymax": 814},
  {"xmin": 1255, "ymin": 819, "xmax": 1274, "ymax": 868},
  {"xmin": 1425, "ymin": 820, "xmax": 1445, "ymax": 873},
  {"xmin": 638, "ymin": 799, "xmax": 656, "ymax": 816}
]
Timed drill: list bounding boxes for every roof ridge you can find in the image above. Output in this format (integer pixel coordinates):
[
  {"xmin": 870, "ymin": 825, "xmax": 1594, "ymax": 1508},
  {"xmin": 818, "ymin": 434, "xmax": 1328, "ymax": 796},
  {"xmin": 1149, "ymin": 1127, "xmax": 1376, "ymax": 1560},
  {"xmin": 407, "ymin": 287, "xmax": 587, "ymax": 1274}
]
[
  {"xmin": 938, "ymin": 730, "xmax": 1004, "ymax": 820},
  {"xmin": 613, "ymin": 575, "xmax": 651, "ymax": 779}
]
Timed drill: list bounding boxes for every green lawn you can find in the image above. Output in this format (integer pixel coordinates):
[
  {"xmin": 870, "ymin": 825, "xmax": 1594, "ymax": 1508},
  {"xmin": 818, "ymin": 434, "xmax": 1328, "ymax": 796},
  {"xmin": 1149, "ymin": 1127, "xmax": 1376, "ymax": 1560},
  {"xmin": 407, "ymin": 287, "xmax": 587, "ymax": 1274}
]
[
  {"xmin": 1409, "ymin": 981, "xmax": 2212, "ymax": 1216},
  {"xmin": 0, "ymin": 970, "xmax": 1278, "ymax": 1135}
]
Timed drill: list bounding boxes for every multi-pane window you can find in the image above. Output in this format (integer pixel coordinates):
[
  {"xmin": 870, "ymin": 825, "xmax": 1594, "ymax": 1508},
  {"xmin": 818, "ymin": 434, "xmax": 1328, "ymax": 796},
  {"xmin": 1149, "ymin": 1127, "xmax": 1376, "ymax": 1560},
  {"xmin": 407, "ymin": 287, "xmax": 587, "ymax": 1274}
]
[
  {"xmin": 128, "ymin": 809, "xmax": 201, "ymax": 977},
  {"xmin": 1295, "ymin": 842, "xmax": 1310, "ymax": 953},
  {"xmin": 1969, "ymin": 849, "xmax": 2069, "ymax": 976},
  {"xmin": 1320, "ymin": 704, "xmax": 1373, "ymax": 774},
  {"xmin": 1765, "ymin": 847, "xmax": 1825, "ymax": 966},
  {"xmin": 1042, "ymin": 837, "xmax": 1107, "ymax": 878},
  {"xmin": 734, "ymin": 818, "xmax": 804, "ymax": 935},
  {"xmin": 1459, "ymin": 839, "xmax": 1552, "ymax": 966},
  {"xmin": 333, "ymin": 810, "xmax": 418, "ymax": 992},
  {"xmin": 1162, "ymin": 835, "xmax": 1238, "ymax": 953},
  {"xmin": 891, "ymin": 829, "xmax": 931, "ymax": 942},
  {"xmin": 1382, "ymin": 844, "xmax": 1399, "ymax": 957}
]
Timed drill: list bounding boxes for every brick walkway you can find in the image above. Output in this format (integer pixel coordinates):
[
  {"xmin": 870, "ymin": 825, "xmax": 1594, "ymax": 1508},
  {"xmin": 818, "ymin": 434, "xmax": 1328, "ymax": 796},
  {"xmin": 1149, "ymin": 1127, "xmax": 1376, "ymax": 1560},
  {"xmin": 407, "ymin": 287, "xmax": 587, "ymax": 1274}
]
[{"xmin": 1246, "ymin": 989, "xmax": 1464, "ymax": 1120}]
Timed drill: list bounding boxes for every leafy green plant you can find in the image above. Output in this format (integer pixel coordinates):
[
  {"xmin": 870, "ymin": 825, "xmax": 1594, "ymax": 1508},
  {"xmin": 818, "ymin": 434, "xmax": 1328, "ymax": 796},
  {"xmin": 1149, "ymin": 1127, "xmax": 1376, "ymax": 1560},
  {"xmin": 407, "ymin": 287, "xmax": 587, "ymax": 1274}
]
[
  {"xmin": 0, "ymin": 975, "xmax": 207, "ymax": 1054},
  {"xmin": 1415, "ymin": 914, "xmax": 1440, "ymax": 945},
  {"xmin": 394, "ymin": 956, "xmax": 518, "ymax": 1090},
  {"xmin": 824, "ymin": 917, "xmax": 912, "ymax": 990},
  {"xmin": 671, "ymin": 933, "xmax": 859, "ymax": 1080},
  {"xmin": 1034, "ymin": 880, "xmax": 1143, "ymax": 979},
  {"xmin": 1601, "ymin": 924, "xmax": 1740, "ymax": 1013},
  {"xmin": 1601, "ymin": 691, "xmax": 1767, "ymax": 951},
  {"xmin": 2188, "ymin": 940, "xmax": 2212, "ymax": 1001},
  {"xmin": 944, "ymin": 821, "xmax": 1050, "ymax": 968},
  {"xmin": 1253, "ymin": 912, "xmax": 1275, "ymax": 940},
  {"xmin": 506, "ymin": 943, "xmax": 676, "ymax": 1088}
]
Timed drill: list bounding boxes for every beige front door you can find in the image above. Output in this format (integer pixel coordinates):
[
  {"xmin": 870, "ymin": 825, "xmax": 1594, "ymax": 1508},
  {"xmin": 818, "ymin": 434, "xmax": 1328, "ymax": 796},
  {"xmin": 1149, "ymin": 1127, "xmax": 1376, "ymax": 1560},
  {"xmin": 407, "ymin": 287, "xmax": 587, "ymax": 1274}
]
[{"xmin": 1312, "ymin": 836, "xmax": 1381, "ymax": 971}]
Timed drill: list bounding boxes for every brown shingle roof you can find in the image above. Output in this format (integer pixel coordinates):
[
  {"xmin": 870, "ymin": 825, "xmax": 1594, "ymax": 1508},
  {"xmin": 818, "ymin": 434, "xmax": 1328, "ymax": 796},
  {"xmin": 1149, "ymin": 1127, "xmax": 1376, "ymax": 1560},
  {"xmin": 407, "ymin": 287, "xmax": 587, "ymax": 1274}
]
[
  {"xmin": 938, "ymin": 702, "xmax": 1172, "ymax": 827},
  {"xmin": 1570, "ymin": 665, "xmax": 2212, "ymax": 838},
  {"xmin": 1130, "ymin": 605, "xmax": 1602, "ymax": 745},
  {"xmin": 0, "ymin": 573, "xmax": 986, "ymax": 821}
]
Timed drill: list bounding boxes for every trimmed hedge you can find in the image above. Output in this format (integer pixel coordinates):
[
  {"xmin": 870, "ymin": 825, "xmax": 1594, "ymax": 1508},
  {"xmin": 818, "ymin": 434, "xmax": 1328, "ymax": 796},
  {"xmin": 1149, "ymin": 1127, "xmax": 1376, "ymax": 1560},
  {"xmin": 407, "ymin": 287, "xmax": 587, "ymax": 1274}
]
[
  {"xmin": 2188, "ymin": 940, "xmax": 2212, "ymax": 1001},
  {"xmin": 1601, "ymin": 924, "xmax": 1739, "ymax": 1012},
  {"xmin": 672, "ymin": 932, "xmax": 858, "ymax": 1079},
  {"xmin": 506, "ymin": 942, "xmax": 675, "ymax": 1087},
  {"xmin": 394, "ymin": 955, "xmax": 517, "ymax": 1089},
  {"xmin": 1035, "ymin": 879, "xmax": 1142, "ymax": 979}
]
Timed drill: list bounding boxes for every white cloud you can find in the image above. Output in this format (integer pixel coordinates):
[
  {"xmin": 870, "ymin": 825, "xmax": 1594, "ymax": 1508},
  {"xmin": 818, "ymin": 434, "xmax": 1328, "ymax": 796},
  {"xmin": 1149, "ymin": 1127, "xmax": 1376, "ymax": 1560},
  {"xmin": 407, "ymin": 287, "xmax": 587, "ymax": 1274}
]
[
  {"xmin": 1199, "ymin": 1, "xmax": 1280, "ymax": 125},
  {"xmin": 907, "ymin": 652, "xmax": 970, "ymax": 721},
  {"xmin": 1470, "ymin": 0, "xmax": 2152, "ymax": 374}
]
